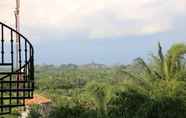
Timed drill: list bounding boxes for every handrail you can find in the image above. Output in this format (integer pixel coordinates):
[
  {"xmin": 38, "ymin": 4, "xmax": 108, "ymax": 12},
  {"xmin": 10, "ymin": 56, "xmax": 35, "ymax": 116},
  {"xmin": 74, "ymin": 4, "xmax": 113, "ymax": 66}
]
[
  {"xmin": 0, "ymin": 22, "xmax": 34, "ymax": 115},
  {"xmin": 0, "ymin": 22, "xmax": 34, "ymax": 50}
]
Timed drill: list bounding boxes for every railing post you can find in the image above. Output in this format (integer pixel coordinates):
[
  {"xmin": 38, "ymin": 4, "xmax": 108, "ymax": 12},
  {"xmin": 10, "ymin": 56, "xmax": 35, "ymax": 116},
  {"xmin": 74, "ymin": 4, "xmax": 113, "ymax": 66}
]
[
  {"xmin": 0, "ymin": 22, "xmax": 34, "ymax": 115},
  {"xmin": 1, "ymin": 25, "xmax": 4, "ymax": 64}
]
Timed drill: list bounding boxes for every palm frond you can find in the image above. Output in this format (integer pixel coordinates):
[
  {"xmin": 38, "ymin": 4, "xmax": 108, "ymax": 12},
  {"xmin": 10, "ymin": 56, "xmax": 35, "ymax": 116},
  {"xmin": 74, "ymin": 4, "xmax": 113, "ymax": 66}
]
[
  {"xmin": 120, "ymin": 70, "xmax": 140, "ymax": 80},
  {"xmin": 135, "ymin": 57, "xmax": 155, "ymax": 79},
  {"xmin": 158, "ymin": 43, "xmax": 166, "ymax": 79},
  {"xmin": 166, "ymin": 43, "xmax": 186, "ymax": 78},
  {"xmin": 158, "ymin": 42, "xmax": 164, "ymax": 64}
]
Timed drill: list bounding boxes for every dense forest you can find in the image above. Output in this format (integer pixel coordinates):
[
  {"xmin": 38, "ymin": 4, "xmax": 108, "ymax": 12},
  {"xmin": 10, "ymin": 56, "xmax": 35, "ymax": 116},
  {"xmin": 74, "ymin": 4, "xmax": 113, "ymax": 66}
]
[{"xmin": 8, "ymin": 43, "xmax": 186, "ymax": 118}]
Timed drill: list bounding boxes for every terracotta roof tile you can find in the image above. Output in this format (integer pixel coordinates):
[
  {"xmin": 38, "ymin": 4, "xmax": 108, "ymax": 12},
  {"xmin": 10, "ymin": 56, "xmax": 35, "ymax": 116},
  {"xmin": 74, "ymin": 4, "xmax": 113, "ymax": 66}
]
[{"xmin": 25, "ymin": 95, "xmax": 51, "ymax": 106}]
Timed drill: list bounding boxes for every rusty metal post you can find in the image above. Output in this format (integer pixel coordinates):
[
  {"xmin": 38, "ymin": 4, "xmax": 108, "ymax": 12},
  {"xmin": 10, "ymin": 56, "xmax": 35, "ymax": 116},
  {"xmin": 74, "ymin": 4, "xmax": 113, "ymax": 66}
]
[
  {"xmin": 15, "ymin": 0, "xmax": 21, "ymax": 105},
  {"xmin": 15, "ymin": 0, "xmax": 20, "ymax": 68}
]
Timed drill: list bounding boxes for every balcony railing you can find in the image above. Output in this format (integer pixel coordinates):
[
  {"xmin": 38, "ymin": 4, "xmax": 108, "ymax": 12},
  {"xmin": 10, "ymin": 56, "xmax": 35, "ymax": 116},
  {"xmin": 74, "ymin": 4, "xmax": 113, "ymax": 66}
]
[{"xmin": 0, "ymin": 22, "xmax": 34, "ymax": 115}]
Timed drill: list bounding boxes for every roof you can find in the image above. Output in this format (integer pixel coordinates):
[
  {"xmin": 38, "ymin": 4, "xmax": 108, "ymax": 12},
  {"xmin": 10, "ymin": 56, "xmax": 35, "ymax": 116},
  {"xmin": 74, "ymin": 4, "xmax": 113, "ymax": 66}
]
[{"xmin": 25, "ymin": 95, "xmax": 51, "ymax": 106}]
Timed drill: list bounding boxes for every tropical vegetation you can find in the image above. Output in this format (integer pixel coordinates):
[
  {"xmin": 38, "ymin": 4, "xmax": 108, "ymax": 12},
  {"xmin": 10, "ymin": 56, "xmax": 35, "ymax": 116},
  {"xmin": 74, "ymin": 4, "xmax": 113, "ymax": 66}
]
[{"xmin": 8, "ymin": 43, "xmax": 186, "ymax": 118}]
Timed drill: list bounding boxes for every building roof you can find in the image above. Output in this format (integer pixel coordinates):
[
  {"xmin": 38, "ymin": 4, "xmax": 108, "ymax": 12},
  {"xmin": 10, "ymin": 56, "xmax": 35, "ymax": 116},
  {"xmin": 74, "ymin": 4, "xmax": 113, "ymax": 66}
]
[{"xmin": 25, "ymin": 95, "xmax": 51, "ymax": 106}]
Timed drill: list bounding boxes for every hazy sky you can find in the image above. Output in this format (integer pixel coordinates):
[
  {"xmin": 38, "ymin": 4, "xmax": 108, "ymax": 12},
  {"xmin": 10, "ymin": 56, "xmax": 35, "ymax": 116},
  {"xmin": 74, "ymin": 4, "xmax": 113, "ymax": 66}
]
[{"xmin": 0, "ymin": 0, "xmax": 185, "ymax": 64}]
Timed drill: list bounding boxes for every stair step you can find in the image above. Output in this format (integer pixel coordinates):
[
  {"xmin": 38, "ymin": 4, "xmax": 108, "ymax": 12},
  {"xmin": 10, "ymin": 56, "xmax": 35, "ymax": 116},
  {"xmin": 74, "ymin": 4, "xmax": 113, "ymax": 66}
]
[
  {"xmin": 0, "ymin": 111, "xmax": 11, "ymax": 115},
  {"xmin": 0, "ymin": 96, "xmax": 33, "ymax": 100},
  {"xmin": 1, "ymin": 80, "xmax": 33, "ymax": 83},
  {"xmin": 0, "ymin": 104, "xmax": 24, "ymax": 108},
  {"xmin": 0, "ymin": 88, "xmax": 33, "ymax": 92},
  {"xmin": 0, "ymin": 72, "xmax": 24, "ymax": 75},
  {"xmin": 0, "ymin": 63, "xmax": 12, "ymax": 66}
]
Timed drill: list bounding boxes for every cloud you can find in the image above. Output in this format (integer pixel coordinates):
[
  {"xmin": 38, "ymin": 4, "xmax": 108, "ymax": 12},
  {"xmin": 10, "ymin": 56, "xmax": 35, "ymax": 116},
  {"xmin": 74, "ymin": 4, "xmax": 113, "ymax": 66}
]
[{"xmin": 0, "ymin": 0, "xmax": 185, "ymax": 39}]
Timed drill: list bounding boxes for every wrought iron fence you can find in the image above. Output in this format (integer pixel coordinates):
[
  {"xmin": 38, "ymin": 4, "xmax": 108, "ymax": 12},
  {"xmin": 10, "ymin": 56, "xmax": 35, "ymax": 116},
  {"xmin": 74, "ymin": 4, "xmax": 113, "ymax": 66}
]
[{"xmin": 0, "ymin": 22, "xmax": 34, "ymax": 115}]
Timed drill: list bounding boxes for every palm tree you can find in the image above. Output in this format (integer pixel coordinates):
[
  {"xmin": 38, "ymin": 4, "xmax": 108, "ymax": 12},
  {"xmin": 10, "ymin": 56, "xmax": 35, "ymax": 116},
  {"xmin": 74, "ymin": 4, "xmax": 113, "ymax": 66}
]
[
  {"xmin": 117, "ymin": 43, "xmax": 186, "ymax": 118},
  {"xmin": 86, "ymin": 81, "xmax": 112, "ymax": 118},
  {"xmin": 126, "ymin": 43, "xmax": 186, "ymax": 80},
  {"xmin": 164, "ymin": 43, "xmax": 186, "ymax": 80}
]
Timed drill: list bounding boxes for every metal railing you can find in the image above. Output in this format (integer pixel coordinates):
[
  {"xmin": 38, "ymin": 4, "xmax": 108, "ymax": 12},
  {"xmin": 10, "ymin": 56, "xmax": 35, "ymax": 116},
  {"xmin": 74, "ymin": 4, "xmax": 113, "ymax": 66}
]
[{"xmin": 0, "ymin": 22, "xmax": 34, "ymax": 115}]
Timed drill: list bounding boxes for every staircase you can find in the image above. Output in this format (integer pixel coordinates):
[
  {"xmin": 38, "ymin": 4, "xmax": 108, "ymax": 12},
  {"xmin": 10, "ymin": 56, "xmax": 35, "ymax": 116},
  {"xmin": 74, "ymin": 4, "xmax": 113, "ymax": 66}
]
[{"xmin": 0, "ymin": 22, "xmax": 34, "ymax": 115}]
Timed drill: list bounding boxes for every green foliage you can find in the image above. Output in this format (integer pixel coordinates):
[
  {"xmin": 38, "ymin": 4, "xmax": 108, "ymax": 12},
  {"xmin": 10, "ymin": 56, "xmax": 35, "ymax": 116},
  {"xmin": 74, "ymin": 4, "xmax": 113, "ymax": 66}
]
[
  {"xmin": 115, "ymin": 43, "xmax": 186, "ymax": 118},
  {"xmin": 3, "ymin": 111, "xmax": 20, "ymax": 118},
  {"xmin": 28, "ymin": 105, "xmax": 42, "ymax": 118},
  {"xmin": 48, "ymin": 100, "xmax": 97, "ymax": 118},
  {"xmin": 86, "ymin": 81, "xmax": 113, "ymax": 118},
  {"xmin": 33, "ymin": 43, "xmax": 186, "ymax": 118},
  {"xmin": 108, "ymin": 78, "xmax": 186, "ymax": 118}
]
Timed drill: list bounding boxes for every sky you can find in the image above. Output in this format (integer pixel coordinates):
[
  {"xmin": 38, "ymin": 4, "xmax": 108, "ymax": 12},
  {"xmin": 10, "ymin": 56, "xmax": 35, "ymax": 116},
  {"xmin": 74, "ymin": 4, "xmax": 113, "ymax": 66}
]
[{"xmin": 0, "ymin": 0, "xmax": 185, "ymax": 65}]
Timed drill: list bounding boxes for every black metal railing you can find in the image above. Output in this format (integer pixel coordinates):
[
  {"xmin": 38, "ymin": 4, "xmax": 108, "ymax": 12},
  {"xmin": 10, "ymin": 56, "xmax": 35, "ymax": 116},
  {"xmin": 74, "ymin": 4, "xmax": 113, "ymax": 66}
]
[{"xmin": 0, "ymin": 22, "xmax": 34, "ymax": 115}]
